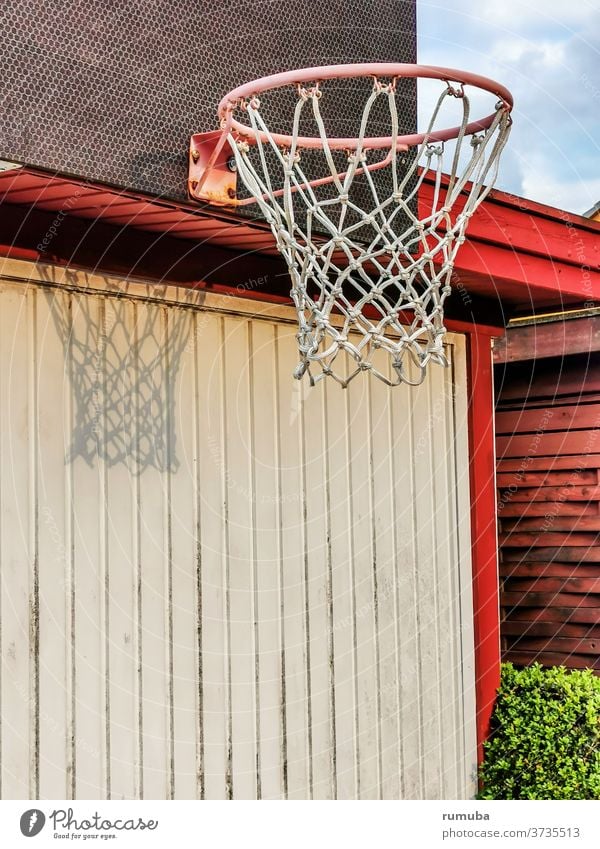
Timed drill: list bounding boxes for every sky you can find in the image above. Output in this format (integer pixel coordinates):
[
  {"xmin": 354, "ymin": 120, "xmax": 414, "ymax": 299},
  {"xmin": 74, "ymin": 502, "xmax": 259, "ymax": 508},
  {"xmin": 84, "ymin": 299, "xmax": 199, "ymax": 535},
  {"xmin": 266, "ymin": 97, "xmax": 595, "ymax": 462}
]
[{"xmin": 417, "ymin": 0, "xmax": 600, "ymax": 214}]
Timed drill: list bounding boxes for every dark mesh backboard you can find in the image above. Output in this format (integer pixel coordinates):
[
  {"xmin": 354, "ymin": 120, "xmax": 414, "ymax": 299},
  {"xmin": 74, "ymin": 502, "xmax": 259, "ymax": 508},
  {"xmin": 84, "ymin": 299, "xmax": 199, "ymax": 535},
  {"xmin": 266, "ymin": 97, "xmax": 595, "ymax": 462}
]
[{"xmin": 0, "ymin": 1, "xmax": 416, "ymax": 205}]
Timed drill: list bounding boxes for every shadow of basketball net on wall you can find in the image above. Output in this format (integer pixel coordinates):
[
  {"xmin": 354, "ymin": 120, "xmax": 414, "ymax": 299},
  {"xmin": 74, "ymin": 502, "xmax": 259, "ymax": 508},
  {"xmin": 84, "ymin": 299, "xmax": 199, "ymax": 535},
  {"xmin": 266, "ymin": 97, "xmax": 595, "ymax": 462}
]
[{"xmin": 43, "ymin": 275, "xmax": 193, "ymax": 474}]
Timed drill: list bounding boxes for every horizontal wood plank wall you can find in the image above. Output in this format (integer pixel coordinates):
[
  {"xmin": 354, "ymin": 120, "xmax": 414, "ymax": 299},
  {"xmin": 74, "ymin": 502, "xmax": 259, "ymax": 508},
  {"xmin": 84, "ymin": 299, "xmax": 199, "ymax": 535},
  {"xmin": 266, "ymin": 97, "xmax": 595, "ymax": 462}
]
[
  {"xmin": 0, "ymin": 262, "xmax": 476, "ymax": 800},
  {"xmin": 496, "ymin": 358, "xmax": 600, "ymax": 672}
]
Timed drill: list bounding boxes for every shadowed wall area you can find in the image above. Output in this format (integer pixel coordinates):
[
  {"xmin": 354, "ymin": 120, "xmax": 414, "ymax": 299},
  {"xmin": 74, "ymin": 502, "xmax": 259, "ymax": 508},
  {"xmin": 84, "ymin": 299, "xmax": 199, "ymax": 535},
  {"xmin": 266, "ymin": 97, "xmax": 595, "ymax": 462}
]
[{"xmin": 44, "ymin": 281, "xmax": 193, "ymax": 473}]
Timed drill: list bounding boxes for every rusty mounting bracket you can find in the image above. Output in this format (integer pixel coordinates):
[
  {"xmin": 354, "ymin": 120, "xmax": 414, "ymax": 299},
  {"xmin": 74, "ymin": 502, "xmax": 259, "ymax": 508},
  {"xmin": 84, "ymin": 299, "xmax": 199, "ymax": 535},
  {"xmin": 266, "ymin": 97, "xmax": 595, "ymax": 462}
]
[{"xmin": 188, "ymin": 131, "xmax": 238, "ymax": 206}]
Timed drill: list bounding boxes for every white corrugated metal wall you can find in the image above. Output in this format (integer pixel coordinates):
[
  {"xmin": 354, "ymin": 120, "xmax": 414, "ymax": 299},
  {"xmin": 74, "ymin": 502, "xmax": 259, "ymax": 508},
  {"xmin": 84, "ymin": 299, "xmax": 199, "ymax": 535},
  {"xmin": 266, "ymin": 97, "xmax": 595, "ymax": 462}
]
[{"xmin": 0, "ymin": 259, "xmax": 476, "ymax": 800}]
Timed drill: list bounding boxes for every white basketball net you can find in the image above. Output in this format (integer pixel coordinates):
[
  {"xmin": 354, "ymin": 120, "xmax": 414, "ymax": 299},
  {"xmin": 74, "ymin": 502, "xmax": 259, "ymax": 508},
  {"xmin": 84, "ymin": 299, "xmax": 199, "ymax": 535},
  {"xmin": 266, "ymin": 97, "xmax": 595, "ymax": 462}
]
[{"xmin": 228, "ymin": 77, "xmax": 512, "ymax": 386}]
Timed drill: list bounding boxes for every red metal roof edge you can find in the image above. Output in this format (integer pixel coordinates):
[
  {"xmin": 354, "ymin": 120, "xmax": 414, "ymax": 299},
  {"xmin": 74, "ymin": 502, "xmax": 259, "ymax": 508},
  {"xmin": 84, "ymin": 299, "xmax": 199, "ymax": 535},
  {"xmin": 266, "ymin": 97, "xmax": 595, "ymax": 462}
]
[
  {"xmin": 0, "ymin": 164, "xmax": 277, "ymax": 248},
  {"xmin": 428, "ymin": 169, "xmax": 600, "ymax": 233},
  {"xmin": 486, "ymin": 186, "xmax": 600, "ymax": 232},
  {"xmin": 0, "ymin": 164, "xmax": 598, "ymax": 310},
  {"xmin": 4, "ymin": 162, "xmax": 600, "ymax": 239}
]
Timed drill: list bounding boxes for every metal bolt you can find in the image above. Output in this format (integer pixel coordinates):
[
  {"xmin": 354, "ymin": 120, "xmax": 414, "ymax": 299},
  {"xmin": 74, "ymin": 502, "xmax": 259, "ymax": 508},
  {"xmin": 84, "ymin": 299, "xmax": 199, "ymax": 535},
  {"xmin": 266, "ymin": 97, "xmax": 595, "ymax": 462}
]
[
  {"xmin": 227, "ymin": 187, "xmax": 236, "ymax": 199},
  {"xmin": 227, "ymin": 157, "xmax": 237, "ymax": 172},
  {"xmin": 191, "ymin": 149, "xmax": 200, "ymax": 163}
]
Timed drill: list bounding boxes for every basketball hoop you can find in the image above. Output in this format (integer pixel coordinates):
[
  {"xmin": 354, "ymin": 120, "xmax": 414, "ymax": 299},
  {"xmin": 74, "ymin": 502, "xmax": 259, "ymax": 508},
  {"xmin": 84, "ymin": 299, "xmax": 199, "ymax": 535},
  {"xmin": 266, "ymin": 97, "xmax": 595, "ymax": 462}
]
[{"xmin": 190, "ymin": 64, "xmax": 513, "ymax": 386}]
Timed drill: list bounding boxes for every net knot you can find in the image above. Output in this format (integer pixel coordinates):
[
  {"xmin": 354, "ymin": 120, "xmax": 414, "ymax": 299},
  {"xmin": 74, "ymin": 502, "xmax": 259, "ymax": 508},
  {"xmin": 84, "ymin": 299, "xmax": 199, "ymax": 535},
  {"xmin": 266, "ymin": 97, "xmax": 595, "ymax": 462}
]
[
  {"xmin": 293, "ymin": 362, "xmax": 308, "ymax": 380},
  {"xmin": 372, "ymin": 76, "xmax": 397, "ymax": 95},
  {"xmin": 347, "ymin": 150, "xmax": 367, "ymax": 165},
  {"xmin": 297, "ymin": 83, "xmax": 321, "ymax": 101},
  {"xmin": 284, "ymin": 149, "xmax": 301, "ymax": 166},
  {"xmin": 425, "ymin": 142, "xmax": 444, "ymax": 157},
  {"xmin": 446, "ymin": 82, "xmax": 465, "ymax": 98}
]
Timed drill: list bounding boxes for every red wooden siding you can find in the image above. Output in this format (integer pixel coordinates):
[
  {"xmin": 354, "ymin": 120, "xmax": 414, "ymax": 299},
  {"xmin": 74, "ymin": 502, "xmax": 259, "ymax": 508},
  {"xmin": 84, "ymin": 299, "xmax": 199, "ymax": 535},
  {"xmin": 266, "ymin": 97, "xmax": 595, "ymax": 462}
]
[{"xmin": 495, "ymin": 354, "xmax": 600, "ymax": 672}]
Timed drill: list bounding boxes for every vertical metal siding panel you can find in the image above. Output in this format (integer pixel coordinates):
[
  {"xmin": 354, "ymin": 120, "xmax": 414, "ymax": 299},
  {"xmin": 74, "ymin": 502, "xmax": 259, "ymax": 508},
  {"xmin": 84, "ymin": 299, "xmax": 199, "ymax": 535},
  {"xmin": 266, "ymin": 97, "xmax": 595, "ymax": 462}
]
[
  {"xmin": 70, "ymin": 293, "xmax": 106, "ymax": 798},
  {"xmin": 387, "ymin": 366, "xmax": 410, "ymax": 800},
  {"xmin": 132, "ymin": 303, "xmax": 144, "ymax": 799},
  {"xmin": 443, "ymin": 356, "xmax": 464, "ymax": 798},
  {"xmin": 448, "ymin": 346, "xmax": 476, "ymax": 796},
  {"xmin": 452, "ymin": 338, "xmax": 478, "ymax": 797},
  {"xmin": 397, "ymin": 372, "xmax": 426, "ymax": 800},
  {"xmin": 134, "ymin": 304, "xmax": 170, "ymax": 799},
  {"xmin": 169, "ymin": 306, "xmax": 201, "ymax": 799},
  {"xmin": 250, "ymin": 320, "xmax": 284, "ymax": 799},
  {"xmin": 98, "ymin": 299, "xmax": 111, "ymax": 800},
  {"xmin": 322, "ymin": 385, "xmax": 338, "ymax": 800},
  {"xmin": 65, "ymin": 295, "xmax": 76, "ymax": 799},
  {"xmin": 327, "ymin": 372, "xmax": 358, "ymax": 800},
  {"xmin": 136, "ymin": 305, "xmax": 170, "ymax": 799},
  {"xmin": 192, "ymin": 312, "xmax": 204, "ymax": 800},
  {"xmin": 411, "ymin": 375, "xmax": 443, "ymax": 797},
  {"xmin": 36, "ymin": 289, "xmax": 70, "ymax": 797},
  {"xmin": 28, "ymin": 288, "xmax": 40, "ymax": 798},
  {"xmin": 276, "ymin": 328, "xmax": 311, "ymax": 799},
  {"xmin": 442, "ymin": 355, "xmax": 463, "ymax": 797},
  {"xmin": 430, "ymin": 353, "xmax": 460, "ymax": 797},
  {"xmin": 366, "ymin": 378, "xmax": 384, "ymax": 797},
  {"xmin": 344, "ymin": 385, "xmax": 361, "ymax": 800},
  {"xmin": 163, "ymin": 309, "xmax": 175, "ymax": 801},
  {"xmin": 0, "ymin": 284, "xmax": 32, "ymax": 797},
  {"xmin": 196, "ymin": 315, "xmax": 228, "ymax": 800},
  {"xmin": 369, "ymin": 355, "xmax": 402, "ymax": 799},
  {"xmin": 223, "ymin": 316, "xmax": 257, "ymax": 799},
  {"xmin": 392, "ymin": 371, "xmax": 424, "ymax": 799},
  {"xmin": 220, "ymin": 318, "xmax": 234, "ymax": 801},
  {"xmin": 272, "ymin": 330, "xmax": 288, "ymax": 801},
  {"xmin": 302, "ymin": 380, "xmax": 333, "ymax": 799},
  {"xmin": 0, "ymin": 285, "xmax": 2, "ymax": 802},
  {"xmin": 104, "ymin": 297, "xmax": 138, "ymax": 800},
  {"xmin": 347, "ymin": 379, "xmax": 380, "ymax": 799}
]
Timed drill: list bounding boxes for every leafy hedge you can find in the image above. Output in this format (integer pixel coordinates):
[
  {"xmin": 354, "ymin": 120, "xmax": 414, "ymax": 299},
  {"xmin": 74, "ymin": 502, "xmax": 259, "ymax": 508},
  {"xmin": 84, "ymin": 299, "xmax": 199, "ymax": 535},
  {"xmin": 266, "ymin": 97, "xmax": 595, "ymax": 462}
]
[{"xmin": 478, "ymin": 663, "xmax": 600, "ymax": 799}]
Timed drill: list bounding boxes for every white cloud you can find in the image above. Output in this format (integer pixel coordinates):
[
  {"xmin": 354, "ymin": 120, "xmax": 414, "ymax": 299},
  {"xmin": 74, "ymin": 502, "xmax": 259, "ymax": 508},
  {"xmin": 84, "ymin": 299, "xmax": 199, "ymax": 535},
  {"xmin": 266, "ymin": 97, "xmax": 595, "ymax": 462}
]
[
  {"xmin": 518, "ymin": 151, "xmax": 600, "ymax": 214},
  {"xmin": 477, "ymin": 0, "xmax": 598, "ymax": 29},
  {"xmin": 489, "ymin": 38, "xmax": 566, "ymax": 68},
  {"xmin": 417, "ymin": 1, "xmax": 600, "ymax": 212},
  {"xmin": 522, "ymin": 173, "xmax": 600, "ymax": 215}
]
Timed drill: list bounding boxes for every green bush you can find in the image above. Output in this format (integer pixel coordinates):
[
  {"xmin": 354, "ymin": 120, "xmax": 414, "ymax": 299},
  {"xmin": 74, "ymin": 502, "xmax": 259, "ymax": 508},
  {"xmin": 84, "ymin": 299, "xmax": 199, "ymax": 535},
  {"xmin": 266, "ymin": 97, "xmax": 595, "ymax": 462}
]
[{"xmin": 478, "ymin": 662, "xmax": 600, "ymax": 799}]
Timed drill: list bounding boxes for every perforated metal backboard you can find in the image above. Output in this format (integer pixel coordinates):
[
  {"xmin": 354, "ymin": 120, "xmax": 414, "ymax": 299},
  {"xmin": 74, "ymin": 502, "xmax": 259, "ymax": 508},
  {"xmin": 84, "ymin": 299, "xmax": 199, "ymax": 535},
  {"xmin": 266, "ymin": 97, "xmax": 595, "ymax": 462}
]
[{"xmin": 0, "ymin": 0, "xmax": 416, "ymax": 205}]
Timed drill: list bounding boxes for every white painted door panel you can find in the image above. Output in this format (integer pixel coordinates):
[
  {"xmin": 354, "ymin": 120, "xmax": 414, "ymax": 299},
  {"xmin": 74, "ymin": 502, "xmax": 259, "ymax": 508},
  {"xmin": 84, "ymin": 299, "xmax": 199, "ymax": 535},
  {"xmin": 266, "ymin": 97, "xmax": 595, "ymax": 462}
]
[{"xmin": 0, "ymin": 262, "xmax": 476, "ymax": 799}]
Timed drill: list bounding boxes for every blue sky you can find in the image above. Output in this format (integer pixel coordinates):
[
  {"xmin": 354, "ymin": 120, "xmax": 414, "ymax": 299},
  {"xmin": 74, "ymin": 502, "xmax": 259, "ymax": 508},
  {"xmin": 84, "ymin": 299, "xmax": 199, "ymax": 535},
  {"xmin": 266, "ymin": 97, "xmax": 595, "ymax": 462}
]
[{"xmin": 417, "ymin": 0, "xmax": 600, "ymax": 214}]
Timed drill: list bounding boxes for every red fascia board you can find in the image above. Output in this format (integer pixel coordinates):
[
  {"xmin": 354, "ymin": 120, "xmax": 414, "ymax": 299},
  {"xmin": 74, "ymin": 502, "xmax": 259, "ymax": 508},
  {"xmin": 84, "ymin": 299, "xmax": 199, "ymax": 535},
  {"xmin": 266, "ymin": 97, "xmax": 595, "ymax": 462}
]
[
  {"xmin": 421, "ymin": 172, "xmax": 600, "ymax": 246},
  {"xmin": 486, "ymin": 184, "xmax": 600, "ymax": 233},
  {"xmin": 467, "ymin": 202, "xmax": 600, "ymax": 269},
  {"xmin": 2, "ymin": 166, "xmax": 599, "ymax": 305},
  {"xmin": 419, "ymin": 178, "xmax": 600, "ymax": 303},
  {"xmin": 451, "ymin": 239, "xmax": 600, "ymax": 304}
]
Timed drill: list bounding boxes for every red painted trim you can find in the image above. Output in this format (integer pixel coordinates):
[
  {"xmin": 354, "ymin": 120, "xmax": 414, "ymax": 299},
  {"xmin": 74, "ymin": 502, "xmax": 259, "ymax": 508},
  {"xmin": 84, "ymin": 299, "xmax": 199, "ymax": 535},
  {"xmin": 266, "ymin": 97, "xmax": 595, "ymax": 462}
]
[
  {"xmin": 2, "ymin": 166, "xmax": 599, "ymax": 311},
  {"xmin": 449, "ymin": 240, "xmax": 600, "ymax": 304},
  {"xmin": 420, "ymin": 177, "xmax": 600, "ymax": 265},
  {"xmin": 467, "ymin": 331, "xmax": 501, "ymax": 764}
]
